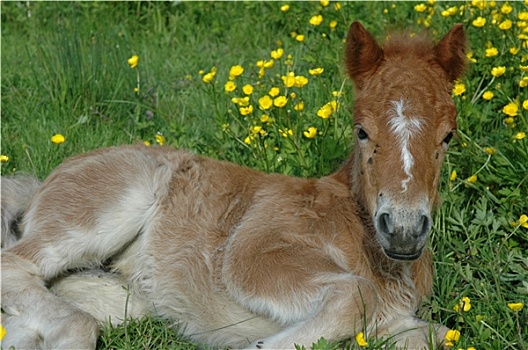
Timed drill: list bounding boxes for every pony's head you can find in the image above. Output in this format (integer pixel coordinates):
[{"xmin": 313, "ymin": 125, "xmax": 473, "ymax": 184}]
[{"xmin": 345, "ymin": 22, "xmax": 466, "ymax": 261}]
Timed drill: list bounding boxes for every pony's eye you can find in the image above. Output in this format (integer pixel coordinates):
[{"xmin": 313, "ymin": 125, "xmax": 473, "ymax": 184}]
[
  {"xmin": 442, "ymin": 132, "xmax": 454, "ymax": 146},
  {"xmin": 357, "ymin": 128, "xmax": 369, "ymax": 141}
]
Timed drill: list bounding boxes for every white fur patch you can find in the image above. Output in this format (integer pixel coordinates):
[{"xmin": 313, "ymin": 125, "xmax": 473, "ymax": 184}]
[{"xmin": 387, "ymin": 99, "xmax": 424, "ymax": 192}]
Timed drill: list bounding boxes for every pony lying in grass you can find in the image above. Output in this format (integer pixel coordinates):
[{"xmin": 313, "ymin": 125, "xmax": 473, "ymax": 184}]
[{"xmin": 1, "ymin": 21, "xmax": 466, "ymax": 349}]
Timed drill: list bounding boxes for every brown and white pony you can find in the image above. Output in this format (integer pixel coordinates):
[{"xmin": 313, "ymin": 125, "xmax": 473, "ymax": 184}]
[{"xmin": 1, "ymin": 21, "xmax": 466, "ymax": 349}]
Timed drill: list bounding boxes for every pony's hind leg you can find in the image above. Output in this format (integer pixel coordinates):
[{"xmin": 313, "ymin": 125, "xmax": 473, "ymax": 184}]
[{"xmin": 1, "ymin": 147, "xmax": 171, "ymax": 349}]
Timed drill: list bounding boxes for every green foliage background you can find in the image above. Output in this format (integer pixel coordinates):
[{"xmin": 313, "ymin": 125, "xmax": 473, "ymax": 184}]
[{"xmin": 1, "ymin": 1, "xmax": 527, "ymax": 349}]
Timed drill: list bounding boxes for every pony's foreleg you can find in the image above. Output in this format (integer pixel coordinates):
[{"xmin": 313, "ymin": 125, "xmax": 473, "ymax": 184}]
[{"xmin": 241, "ymin": 272, "xmax": 378, "ymax": 349}]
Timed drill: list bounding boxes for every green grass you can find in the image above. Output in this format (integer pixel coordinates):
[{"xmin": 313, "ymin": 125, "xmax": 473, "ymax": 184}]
[{"xmin": 1, "ymin": 1, "xmax": 527, "ymax": 349}]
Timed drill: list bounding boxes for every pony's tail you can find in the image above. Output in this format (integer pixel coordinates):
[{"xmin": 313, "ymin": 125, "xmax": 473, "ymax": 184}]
[{"xmin": 1, "ymin": 175, "xmax": 41, "ymax": 249}]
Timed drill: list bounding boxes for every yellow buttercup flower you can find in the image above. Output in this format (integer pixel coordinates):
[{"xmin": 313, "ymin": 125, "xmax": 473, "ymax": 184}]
[
  {"xmin": 309, "ymin": 15, "xmax": 323, "ymax": 26},
  {"xmin": 281, "ymin": 73, "xmax": 296, "ymax": 88},
  {"xmin": 224, "ymin": 81, "xmax": 236, "ymax": 92},
  {"xmin": 444, "ymin": 329, "xmax": 461, "ymax": 347},
  {"xmin": 483, "ymin": 91, "xmax": 494, "ymax": 100},
  {"xmin": 309, "ymin": 67, "xmax": 324, "ymax": 76},
  {"xmin": 514, "ymin": 131, "xmax": 526, "ymax": 140},
  {"xmin": 500, "ymin": 2, "xmax": 513, "ymax": 14},
  {"xmin": 466, "ymin": 175, "xmax": 478, "ymax": 183},
  {"xmin": 269, "ymin": 87, "xmax": 280, "ymax": 97},
  {"xmin": 484, "ymin": 147, "xmax": 496, "ymax": 155},
  {"xmin": 320, "ymin": 0, "xmax": 329, "ymax": 6},
  {"xmin": 143, "ymin": 140, "xmax": 151, "ymax": 146},
  {"xmin": 503, "ymin": 102, "xmax": 518, "ymax": 117},
  {"xmin": 239, "ymin": 105, "xmax": 254, "ymax": 116},
  {"xmin": 258, "ymin": 96, "xmax": 273, "ymax": 110},
  {"xmin": 414, "ymin": 4, "xmax": 427, "ymax": 12},
  {"xmin": 51, "ymin": 134, "xmax": 65, "ymax": 144},
  {"xmin": 229, "ymin": 65, "xmax": 244, "ymax": 79},
  {"xmin": 155, "ymin": 134, "xmax": 166, "ymax": 145},
  {"xmin": 499, "ymin": 19, "xmax": 513, "ymax": 30},
  {"xmin": 303, "ymin": 127, "xmax": 318, "ymax": 139},
  {"xmin": 472, "ymin": 16, "xmax": 486, "ymax": 27},
  {"xmin": 242, "ymin": 84, "xmax": 254, "ymax": 95},
  {"xmin": 519, "ymin": 77, "xmax": 528, "ymax": 88},
  {"xmin": 355, "ymin": 332, "xmax": 368, "ymax": 347},
  {"xmin": 278, "ymin": 128, "xmax": 293, "ymax": 137},
  {"xmin": 0, "ymin": 324, "xmax": 5, "ymax": 340},
  {"xmin": 491, "ymin": 66, "xmax": 506, "ymax": 77},
  {"xmin": 452, "ymin": 83, "xmax": 466, "ymax": 96},
  {"xmin": 485, "ymin": 47, "xmax": 498, "ymax": 57},
  {"xmin": 450, "ymin": 170, "xmax": 457, "ymax": 181},
  {"xmin": 0, "ymin": 155, "xmax": 9, "ymax": 162},
  {"xmin": 454, "ymin": 296, "xmax": 472, "ymax": 312},
  {"xmin": 508, "ymin": 302, "xmax": 524, "ymax": 311},
  {"xmin": 271, "ymin": 48, "xmax": 284, "ymax": 60},
  {"xmin": 519, "ymin": 12, "xmax": 528, "ymax": 21},
  {"xmin": 329, "ymin": 20, "xmax": 337, "ymax": 29},
  {"xmin": 523, "ymin": 100, "xmax": 528, "ymax": 110},
  {"xmin": 510, "ymin": 47, "xmax": 520, "ymax": 55},
  {"xmin": 202, "ymin": 67, "xmax": 217, "ymax": 83},
  {"xmin": 127, "ymin": 55, "xmax": 139, "ymax": 68},
  {"xmin": 294, "ymin": 75, "xmax": 308, "ymax": 88},
  {"xmin": 260, "ymin": 114, "xmax": 270, "ymax": 123},
  {"xmin": 273, "ymin": 96, "xmax": 288, "ymax": 108},
  {"xmin": 280, "ymin": 4, "xmax": 290, "ymax": 12},
  {"xmin": 295, "ymin": 34, "xmax": 305, "ymax": 42}
]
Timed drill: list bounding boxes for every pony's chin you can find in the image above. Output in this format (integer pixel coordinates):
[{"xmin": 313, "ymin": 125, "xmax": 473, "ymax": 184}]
[{"xmin": 383, "ymin": 248, "xmax": 423, "ymax": 261}]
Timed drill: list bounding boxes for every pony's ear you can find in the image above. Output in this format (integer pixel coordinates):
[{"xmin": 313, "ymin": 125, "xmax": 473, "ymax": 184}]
[
  {"xmin": 433, "ymin": 24, "xmax": 467, "ymax": 82},
  {"xmin": 345, "ymin": 21, "xmax": 384, "ymax": 90}
]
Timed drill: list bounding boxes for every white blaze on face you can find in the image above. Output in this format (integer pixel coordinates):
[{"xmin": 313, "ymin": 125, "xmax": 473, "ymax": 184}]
[{"xmin": 387, "ymin": 98, "xmax": 424, "ymax": 192}]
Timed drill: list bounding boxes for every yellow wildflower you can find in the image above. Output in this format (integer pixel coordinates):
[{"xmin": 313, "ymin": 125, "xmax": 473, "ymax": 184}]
[
  {"xmin": 258, "ymin": 96, "xmax": 273, "ymax": 110},
  {"xmin": 466, "ymin": 52, "xmax": 477, "ymax": 63},
  {"xmin": 499, "ymin": 19, "xmax": 513, "ymax": 30},
  {"xmin": 519, "ymin": 12, "xmax": 528, "ymax": 21},
  {"xmin": 271, "ymin": 48, "xmax": 284, "ymax": 60},
  {"xmin": 303, "ymin": 127, "xmax": 318, "ymax": 139},
  {"xmin": 471, "ymin": 0, "xmax": 487, "ymax": 10},
  {"xmin": 51, "ymin": 134, "xmax": 65, "ymax": 144},
  {"xmin": 295, "ymin": 34, "xmax": 305, "ymax": 42},
  {"xmin": 329, "ymin": 20, "xmax": 337, "ymax": 29},
  {"xmin": 444, "ymin": 329, "xmax": 461, "ymax": 347},
  {"xmin": 273, "ymin": 96, "xmax": 288, "ymax": 108},
  {"xmin": 452, "ymin": 83, "xmax": 466, "ymax": 96},
  {"xmin": 485, "ymin": 47, "xmax": 498, "ymax": 57},
  {"xmin": 127, "ymin": 55, "xmax": 139, "ymax": 68},
  {"xmin": 334, "ymin": 2, "xmax": 341, "ymax": 10},
  {"xmin": 229, "ymin": 65, "xmax": 244, "ymax": 79},
  {"xmin": 309, "ymin": 67, "xmax": 324, "ymax": 76},
  {"xmin": 242, "ymin": 84, "xmax": 254, "ymax": 95},
  {"xmin": 133, "ymin": 87, "xmax": 140, "ymax": 93},
  {"xmin": 508, "ymin": 302, "xmax": 524, "ymax": 311},
  {"xmin": 0, "ymin": 155, "xmax": 9, "ymax": 163},
  {"xmin": 523, "ymin": 100, "xmax": 528, "ymax": 110},
  {"xmin": 294, "ymin": 102, "xmax": 304, "ymax": 111},
  {"xmin": 144, "ymin": 140, "xmax": 151, "ymax": 146},
  {"xmin": 484, "ymin": 147, "xmax": 496, "ymax": 155},
  {"xmin": 244, "ymin": 135, "xmax": 252, "ymax": 145},
  {"xmin": 0, "ymin": 324, "xmax": 5, "ymax": 340},
  {"xmin": 454, "ymin": 296, "xmax": 472, "ymax": 312},
  {"xmin": 260, "ymin": 114, "xmax": 270, "ymax": 123},
  {"xmin": 224, "ymin": 81, "xmax": 236, "ymax": 92},
  {"xmin": 472, "ymin": 17, "xmax": 486, "ymax": 27},
  {"xmin": 278, "ymin": 128, "xmax": 293, "ymax": 137},
  {"xmin": 482, "ymin": 91, "xmax": 494, "ymax": 100},
  {"xmin": 320, "ymin": 0, "xmax": 329, "ymax": 6},
  {"xmin": 519, "ymin": 77, "xmax": 528, "ymax": 88},
  {"xmin": 467, "ymin": 175, "xmax": 478, "ymax": 183},
  {"xmin": 514, "ymin": 131, "xmax": 526, "ymax": 140},
  {"xmin": 155, "ymin": 134, "xmax": 166, "ymax": 145},
  {"xmin": 504, "ymin": 117, "xmax": 515, "ymax": 125},
  {"xmin": 414, "ymin": 4, "xmax": 427, "ymax": 12},
  {"xmin": 309, "ymin": 15, "xmax": 323, "ymax": 26},
  {"xmin": 500, "ymin": 2, "xmax": 512, "ymax": 14},
  {"xmin": 503, "ymin": 102, "xmax": 518, "ymax": 117},
  {"xmin": 520, "ymin": 65, "xmax": 528, "ymax": 72},
  {"xmin": 269, "ymin": 87, "xmax": 280, "ymax": 97},
  {"xmin": 450, "ymin": 170, "xmax": 457, "ymax": 181},
  {"xmin": 280, "ymin": 4, "xmax": 290, "ymax": 12},
  {"xmin": 202, "ymin": 68, "xmax": 216, "ymax": 83},
  {"xmin": 251, "ymin": 126, "xmax": 262, "ymax": 135},
  {"xmin": 491, "ymin": 66, "xmax": 506, "ymax": 77},
  {"xmin": 294, "ymin": 75, "xmax": 308, "ymax": 88},
  {"xmin": 355, "ymin": 332, "xmax": 368, "ymax": 347},
  {"xmin": 239, "ymin": 105, "xmax": 254, "ymax": 116},
  {"xmin": 510, "ymin": 47, "xmax": 520, "ymax": 55},
  {"xmin": 282, "ymin": 72, "xmax": 296, "ymax": 88}
]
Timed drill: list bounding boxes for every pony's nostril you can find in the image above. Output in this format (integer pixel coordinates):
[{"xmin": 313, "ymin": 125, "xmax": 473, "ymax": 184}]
[
  {"xmin": 417, "ymin": 214, "xmax": 431, "ymax": 237},
  {"xmin": 378, "ymin": 212, "xmax": 393, "ymax": 236}
]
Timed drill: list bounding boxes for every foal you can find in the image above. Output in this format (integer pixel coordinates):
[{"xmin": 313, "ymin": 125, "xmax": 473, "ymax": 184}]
[{"xmin": 1, "ymin": 22, "xmax": 466, "ymax": 349}]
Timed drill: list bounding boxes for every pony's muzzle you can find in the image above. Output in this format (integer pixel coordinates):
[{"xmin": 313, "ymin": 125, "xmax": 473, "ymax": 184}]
[{"xmin": 374, "ymin": 203, "xmax": 431, "ymax": 261}]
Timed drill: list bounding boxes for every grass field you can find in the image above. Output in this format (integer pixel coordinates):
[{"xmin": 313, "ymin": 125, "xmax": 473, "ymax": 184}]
[{"xmin": 1, "ymin": 1, "xmax": 527, "ymax": 349}]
